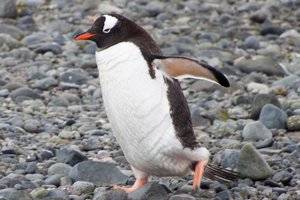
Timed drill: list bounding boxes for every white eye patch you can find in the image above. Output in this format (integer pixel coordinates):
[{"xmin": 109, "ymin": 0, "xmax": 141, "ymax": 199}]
[{"xmin": 102, "ymin": 15, "xmax": 118, "ymax": 33}]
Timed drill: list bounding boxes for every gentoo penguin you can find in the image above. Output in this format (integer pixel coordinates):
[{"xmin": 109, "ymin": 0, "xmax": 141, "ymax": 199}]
[{"xmin": 74, "ymin": 13, "xmax": 236, "ymax": 193}]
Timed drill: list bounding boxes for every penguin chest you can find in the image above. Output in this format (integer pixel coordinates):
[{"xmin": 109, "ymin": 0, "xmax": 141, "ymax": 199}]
[{"xmin": 95, "ymin": 42, "xmax": 190, "ymax": 175}]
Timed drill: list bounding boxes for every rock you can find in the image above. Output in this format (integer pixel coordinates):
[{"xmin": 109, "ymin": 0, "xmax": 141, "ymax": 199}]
[
  {"xmin": 0, "ymin": 0, "xmax": 17, "ymax": 18},
  {"xmin": 250, "ymin": 94, "xmax": 281, "ymax": 119},
  {"xmin": 21, "ymin": 32, "xmax": 51, "ymax": 47},
  {"xmin": 247, "ymin": 82, "xmax": 270, "ymax": 94},
  {"xmin": 72, "ymin": 181, "xmax": 95, "ymax": 195},
  {"xmin": 144, "ymin": 1, "xmax": 164, "ymax": 17},
  {"xmin": 59, "ymin": 69, "xmax": 88, "ymax": 85},
  {"xmin": 259, "ymin": 104, "xmax": 287, "ymax": 129},
  {"xmin": 37, "ymin": 149, "xmax": 54, "ymax": 161},
  {"xmin": 58, "ymin": 130, "xmax": 80, "ymax": 139},
  {"xmin": 45, "ymin": 189, "xmax": 68, "ymax": 199},
  {"xmin": 169, "ymin": 194, "xmax": 196, "ymax": 200},
  {"xmin": 10, "ymin": 87, "xmax": 42, "ymax": 103},
  {"xmin": 93, "ymin": 189, "xmax": 128, "ymax": 200},
  {"xmin": 30, "ymin": 187, "xmax": 49, "ymax": 199},
  {"xmin": 272, "ymin": 75, "xmax": 300, "ymax": 89},
  {"xmin": 191, "ymin": 107, "xmax": 211, "ymax": 128},
  {"xmin": 44, "ymin": 174, "xmax": 64, "ymax": 186},
  {"xmin": 56, "ymin": 148, "xmax": 87, "ymax": 166},
  {"xmin": 216, "ymin": 190, "xmax": 232, "ymax": 200},
  {"xmin": 272, "ymin": 170, "xmax": 293, "ymax": 185},
  {"xmin": 34, "ymin": 42, "xmax": 62, "ymax": 54},
  {"xmin": 234, "ymin": 55, "xmax": 285, "ymax": 76},
  {"xmin": 69, "ymin": 160, "xmax": 128, "ymax": 185},
  {"xmin": 0, "ymin": 34, "xmax": 21, "ymax": 50},
  {"xmin": 0, "ymin": 188, "xmax": 32, "ymax": 200},
  {"xmin": 244, "ymin": 36, "xmax": 260, "ymax": 49},
  {"xmin": 128, "ymin": 182, "xmax": 169, "ymax": 200},
  {"xmin": 250, "ymin": 9, "xmax": 267, "ymax": 23},
  {"xmin": 215, "ymin": 149, "xmax": 241, "ymax": 170},
  {"xmin": 48, "ymin": 163, "xmax": 72, "ymax": 176},
  {"xmin": 32, "ymin": 77, "xmax": 58, "ymax": 90},
  {"xmin": 23, "ymin": 119, "xmax": 42, "ymax": 133},
  {"xmin": 242, "ymin": 121, "xmax": 273, "ymax": 148},
  {"xmin": 0, "ymin": 24, "xmax": 24, "ymax": 40},
  {"xmin": 261, "ymin": 25, "xmax": 285, "ymax": 36},
  {"xmin": 287, "ymin": 115, "xmax": 300, "ymax": 131},
  {"xmin": 238, "ymin": 143, "xmax": 273, "ymax": 180}
]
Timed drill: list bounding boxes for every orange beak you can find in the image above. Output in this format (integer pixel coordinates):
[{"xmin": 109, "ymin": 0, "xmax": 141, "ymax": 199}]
[{"xmin": 74, "ymin": 32, "xmax": 96, "ymax": 40}]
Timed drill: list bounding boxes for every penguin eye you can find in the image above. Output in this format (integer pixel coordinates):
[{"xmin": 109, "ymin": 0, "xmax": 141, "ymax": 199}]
[{"xmin": 103, "ymin": 28, "xmax": 111, "ymax": 33}]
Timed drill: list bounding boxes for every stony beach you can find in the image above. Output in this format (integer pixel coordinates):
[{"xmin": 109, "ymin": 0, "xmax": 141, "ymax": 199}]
[{"xmin": 0, "ymin": 0, "xmax": 300, "ymax": 199}]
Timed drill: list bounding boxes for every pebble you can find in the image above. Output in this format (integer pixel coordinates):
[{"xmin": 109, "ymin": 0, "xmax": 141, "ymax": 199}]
[
  {"xmin": 242, "ymin": 121, "xmax": 273, "ymax": 148},
  {"xmin": 128, "ymin": 182, "xmax": 169, "ymax": 200},
  {"xmin": 10, "ymin": 87, "xmax": 42, "ymax": 103},
  {"xmin": 69, "ymin": 160, "xmax": 128, "ymax": 185},
  {"xmin": 93, "ymin": 189, "xmax": 128, "ymax": 200},
  {"xmin": 0, "ymin": 0, "xmax": 17, "ymax": 18},
  {"xmin": 238, "ymin": 143, "xmax": 273, "ymax": 180},
  {"xmin": 56, "ymin": 148, "xmax": 87, "ymax": 166},
  {"xmin": 48, "ymin": 163, "xmax": 72, "ymax": 176},
  {"xmin": 250, "ymin": 93, "xmax": 281, "ymax": 119},
  {"xmin": 59, "ymin": 69, "xmax": 88, "ymax": 85},
  {"xmin": 287, "ymin": 115, "xmax": 300, "ymax": 131},
  {"xmin": 72, "ymin": 181, "xmax": 95, "ymax": 195},
  {"xmin": 0, "ymin": 188, "xmax": 32, "ymax": 200},
  {"xmin": 244, "ymin": 36, "xmax": 260, "ymax": 49},
  {"xmin": 169, "ymin": 194, "xmax": 196, "ymax": 200},
  {"xmin": 23, "ymin": 119, "xmax": 42, "ymax": 133},
  {"xmin": 259, "ymin": 104, "xmax": 287, "ymax": 129}
]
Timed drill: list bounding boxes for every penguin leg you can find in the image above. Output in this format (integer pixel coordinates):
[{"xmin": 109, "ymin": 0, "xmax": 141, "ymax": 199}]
[
  {"xmin": 192, "ymin": 160, "xmax": 208, "ymax": 190},
  {"xmin": 113, "ymin": 166, "xmax": 148, "ymax": 193}
]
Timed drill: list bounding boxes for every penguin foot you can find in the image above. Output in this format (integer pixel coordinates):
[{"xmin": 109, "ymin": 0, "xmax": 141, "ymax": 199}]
[
  {"xmin": 113, "ymin": 177, "xmax": 148, "ymax": 193},
  {"xmin": 192, "ymin": 160, "xmax": 208, "ymax": 190}
]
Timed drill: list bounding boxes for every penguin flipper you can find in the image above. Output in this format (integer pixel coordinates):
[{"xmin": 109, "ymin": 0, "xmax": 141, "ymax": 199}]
[{"xmin": 151, "ymin": 55, "xmax": 230, "ymax": 87}]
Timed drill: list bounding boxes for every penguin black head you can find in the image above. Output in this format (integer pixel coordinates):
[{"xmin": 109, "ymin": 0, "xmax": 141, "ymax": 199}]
[{"xmin": 74, "ymin": 13, "xmax": 157, "ymax": 51}]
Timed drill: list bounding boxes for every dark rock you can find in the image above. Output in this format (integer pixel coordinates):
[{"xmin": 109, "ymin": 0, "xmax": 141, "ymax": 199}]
[
  {"xmin": 56, "ymin": 148, "xmax": 87, "ymax": 166},
  {"xmin": 34, "ymin": 42, "xmax": 62, "ymax": 54},
  {"xmin": 259, "ymin": 104, "xmax": 287, "ymax": 129},
  {"xmin": 261, "ymin": 25, "xmax": 285, "ymax": 36},
  {"xmin": 128, "ymin": 182, "xmax": 169, "ymax": 200},
  {"xmin": 216, "ymin": 190, "xmax": 232, "ymax": 200},
  {"xmin": 37, "ymin": 149, "xmax": 54, "ymax": 161},
  {"xmin": 250, "ymin": 10, "xmax": 267, "ymax": 23},
  {"xmin": 0, "ymin": 188, "xmax": 32, "ymax": 200},
  {"xmin": 251, "ymin": 94, "xmax": 281, "ymax": 119},
  {"xmin": 0, "ymin": 0, "xmax": 17, "ymax": 18},
  {"xmin": 10, "ymin": 87, "xmax": 42, "ymax": 103},
  {"xmin": 24, "ymin": 162, "xmax": 37, "ymax": 174},
  {"xmin": 215, "ymin": 149, "xmax": 241, "ymax": 170},
  {"xmin": 238, "ymin": 143, "xmax": 273, "ymax": 180},
  {"xmin": 32, "ymin": 77, "xmax": 58, "ymax": 90},
  {"xmin": 169, "ymin": 194, "xmax": 196, "ymax": 200},
  {"xmin": 273, "ymin": 170, "xmax": 293, "ymax": 185},
  {"xmin": 59, "ymin": 69, "xmax": 88, "ymax": 85},
  {"xmin": 287, "ymin": 115, "xmax": 300, "ymax": 131},
  {"xmin": 244, "ymin": 36, "xmax": 260, "ymax": 50},
  {"xmin": 69, "ymin": 160, "xmax": 128, "ymax": 186}
]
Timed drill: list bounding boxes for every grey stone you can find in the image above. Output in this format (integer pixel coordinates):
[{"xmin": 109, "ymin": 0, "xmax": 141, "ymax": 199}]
[
  {"xmin": 30, "ymin": 187, "xmax": 49, "ymax": 199},
  {"xmin": 244, "ymin": 36, "xmax": 260, "ymax": 50},
  {"xmin": 23, "ymin": 119, "xmax": 42, "ymax": 133},
  {"xmin": 37, "ymin": 149, "xmax": 54, "ymax": 161},
  {"xmin": 216, "ymin": 149, "xmax": 241, "ymax": 170},
  {"xmin": 56, "ymin": 148, "xmax": 87, "ymax": 166},
  {"xmin": 10, "ymin": 87, "xmax": 42, "ymax": 103},
  {"xmin": 69, "ymin": 160, "xmax": 128, "ymax": 186},
  {"xmin": 48, "ymin": 163, "xmax": 72, "ymax": 176},
  {"xmin": 0, "ymin": 24, "xmax": 23, "ymax": 40},
  {"xmin": 34, "ymin": 42, "xmax": 62, "ymax": 54},
  {"xmin": 21, "ymin": 32, "xmax": 51, "ymax": 47},
  {"xmin": 261, "ymin": 25, "xmax": 285, "ymax": 36},
  {"xmin": 169, "ymin": 194, "xmax": 196, "ymax": 200},
  {"xmin": 0, "ymin": 0, "xmax": 17, "ymax": 18},
  {"xmin": 251, "ymin": 93, "xmax": 281, "ymax": 119},
  {"xmin": 0, "ymin": 34, "xmax": 21, "ymax": 50},
  {"xmin": 72, "ymin": 181, "xmax": 95, "ymax": 195},
  {"xmin": 93, "ymin": 189, "xmax": 128, "ymax": 200},
  {"xmin": 238, "ymin": 143, "xmax": 273, "ymax": 180},
  {"xmin": 128, "ymin": 182, "xmax": 169, "ymax": 200},
  {"xmin": 287, "ymin": 115, "xmax": 300, "ymax": 131},
  {"xmin": 273, "ymin": 170, "xmax": 293, "ymax": 185},
  {"xmin": 242, "ymin": 121, "xmax": 273, "ymax": 148},
  {"xmin": 44, "ymin": 174, "xmax": 64, "ymax": 186},
  {"xmin": 216, "ymin": 190, "xmax": 232, "ymax": 200},
  {"xmin": 234, "ymin": 55, "xmax": 285, "ymax": 76},
  {"xmin": 250, "ymin": 9, "xmax": 267, "ymax": 23},
  {"xmin": 0, "ymin": 89, "xmax": 9, "ymax": 97},
  {"xmin": 45, "ymin": 189, "xmax": 68, "ymax": 199},
  {"xmin": 32, "ymin": 77, "xmax": 58, "ymax": 90},
  {"xmin": 272, "ymin": 75, "xmax": 300, "ymax": 88},
  {"xmin": 0, "ymin": 188, "xmax": 32, "ymax": 200},
  {"xmin": 144, "ymin": 2, "xmax": 164, "ymax": 17},
  {"xmin": 59, "ymin": 69, "xmax": 88, "ymax": 85},
  {"xmin": 259, "ymin": 104, "xmax": 287, "ymax": 129}
]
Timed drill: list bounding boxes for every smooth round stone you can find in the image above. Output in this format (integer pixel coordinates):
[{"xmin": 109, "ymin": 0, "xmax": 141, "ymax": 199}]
[{"xmin": 259, "ymin": 104, "xmax": 287, "ymax": 129}]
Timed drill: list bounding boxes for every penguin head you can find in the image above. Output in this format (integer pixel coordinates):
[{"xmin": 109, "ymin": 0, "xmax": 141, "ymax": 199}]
[{"xmin": 74, "ymin": 13, "xmax": 148, "ymax": 49}]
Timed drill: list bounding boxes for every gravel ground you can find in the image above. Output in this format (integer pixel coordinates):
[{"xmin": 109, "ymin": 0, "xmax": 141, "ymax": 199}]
[{"xmin": 0, "ymin": 0, "xmax": 300, "ymax": 199}]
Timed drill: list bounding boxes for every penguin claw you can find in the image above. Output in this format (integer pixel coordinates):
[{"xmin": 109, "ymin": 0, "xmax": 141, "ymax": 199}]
[
  {"xmin": 113, "ymin": 177, "xmax": 148, "ymax": 193},
  {"xmin": 192, "ymin": 160, "xmax": 208, "ymax": 190}
]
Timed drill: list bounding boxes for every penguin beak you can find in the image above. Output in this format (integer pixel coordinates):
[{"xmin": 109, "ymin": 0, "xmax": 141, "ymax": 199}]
[{"xmin": 74, "ymin": 32, "xmax": 96, "ymax": 40}]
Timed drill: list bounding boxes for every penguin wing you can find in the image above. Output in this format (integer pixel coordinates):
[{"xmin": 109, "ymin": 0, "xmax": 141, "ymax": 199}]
[{"xmin": 151, "ymin": 56, "xmax": 230, "ymax": 87}]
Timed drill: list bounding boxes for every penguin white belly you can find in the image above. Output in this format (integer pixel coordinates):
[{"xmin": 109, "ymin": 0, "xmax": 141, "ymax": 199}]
[{"xmin": 96, "ymin": 42, "xmax": 192, "ymax": 176}]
